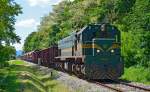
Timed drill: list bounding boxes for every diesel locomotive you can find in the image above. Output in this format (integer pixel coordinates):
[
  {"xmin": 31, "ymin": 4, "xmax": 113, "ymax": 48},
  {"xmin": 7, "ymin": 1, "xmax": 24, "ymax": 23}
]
[{"xmin": 22, "ymin": 23, "xmax": 124, "ymax": 79}]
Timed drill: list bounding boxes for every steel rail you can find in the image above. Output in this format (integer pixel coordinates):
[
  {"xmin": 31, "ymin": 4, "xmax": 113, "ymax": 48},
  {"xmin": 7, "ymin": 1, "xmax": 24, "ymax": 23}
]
[
  {"xmin": 119, "ymin": 81, "xmax": 150, "ymax": 92},
  {"xmin": 112, "ymin": 80, "xmax": 150, "ymax": 92},
  {"xmin": 88, "ymin": 80, "xmax": 123, "ymax": 92}
]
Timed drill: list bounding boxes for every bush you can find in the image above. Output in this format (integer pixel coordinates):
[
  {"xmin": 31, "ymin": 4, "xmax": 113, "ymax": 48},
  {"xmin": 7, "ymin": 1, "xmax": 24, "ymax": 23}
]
[
  {"xmin": 0, "ymin": 62, "xmax": 9, "ymax": 68},
  {"xmin": 0, "ymin": 46, "xmax": 16, "ymax": 68},
  {"xmin": 122, "ymin": 66, "xmax": 150, "ymax": 84}
]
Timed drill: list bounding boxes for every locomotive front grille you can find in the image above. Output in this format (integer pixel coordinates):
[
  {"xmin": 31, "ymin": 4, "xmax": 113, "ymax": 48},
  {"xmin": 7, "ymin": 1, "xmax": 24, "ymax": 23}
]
[{"xmin": 86, "ymin": 64, "xmax": 119, "ymax": 79}]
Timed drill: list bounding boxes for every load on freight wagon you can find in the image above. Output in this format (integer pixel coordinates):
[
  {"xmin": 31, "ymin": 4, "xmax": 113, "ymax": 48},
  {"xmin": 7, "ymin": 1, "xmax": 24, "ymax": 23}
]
[{"xmin": 22, "ymin": 23, "xmax": 124, "ymax": 79}]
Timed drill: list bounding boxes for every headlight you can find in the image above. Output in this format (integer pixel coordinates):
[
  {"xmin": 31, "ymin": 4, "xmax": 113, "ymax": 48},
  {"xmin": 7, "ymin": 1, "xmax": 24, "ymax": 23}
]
[
  {"xmin": 97, "ymin": 49, "xmax": 100, "ymax": 53},
  {"xmin": 111, "ymin": 49, "xmax": 114, "ymax": 53}
]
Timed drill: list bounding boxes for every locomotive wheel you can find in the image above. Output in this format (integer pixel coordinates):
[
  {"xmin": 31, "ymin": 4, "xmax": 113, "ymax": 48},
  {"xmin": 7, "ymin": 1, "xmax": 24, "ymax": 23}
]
[
  {"xmin": 72, "ymin": 64, "xmax": 76, "ymax": 73},
  {"xmin": 73, "ymin": 64, "xmax": 78, "ymax": 74},
  {"xmin": 74, "ymin": 64, "xmax": 82, "ymax": 75},
  {"xmin": 76, "ymin": 65, "xmax": 80, "ymax": 73},
  {"xmin": 81, "ymin": 65, "xmax": 85, "ymax": 74}
]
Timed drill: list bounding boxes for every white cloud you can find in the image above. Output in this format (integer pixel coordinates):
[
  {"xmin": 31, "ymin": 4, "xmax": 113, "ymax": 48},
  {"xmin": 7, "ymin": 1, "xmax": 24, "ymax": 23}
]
[
  {"xmin": 15, "ymin": 18, "xmax": 40, "ymax": 28},
  {"xmin": 13, "ymin": 43, "xmax": 23, "ymax": 50},
  {"xmin": 27, "ymin": 0, "xmax": 63, "ymax": 7}
]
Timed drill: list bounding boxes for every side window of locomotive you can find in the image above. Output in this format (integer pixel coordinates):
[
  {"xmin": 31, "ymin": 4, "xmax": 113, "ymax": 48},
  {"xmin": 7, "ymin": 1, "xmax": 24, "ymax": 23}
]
[
  {"xmin": 94, "ymin": 27, "xmax": 103, "ymax": 38},
  {"xmin": 111, "ymin": 26, "xmax": 121, "ymax": 43},
  {"xmin": 96, "ymin": 26, "xmax": 102, "ymax": 38},
  {"xmin": 90, "ymin": 26, "xmax": 99, "ymax": 39}
]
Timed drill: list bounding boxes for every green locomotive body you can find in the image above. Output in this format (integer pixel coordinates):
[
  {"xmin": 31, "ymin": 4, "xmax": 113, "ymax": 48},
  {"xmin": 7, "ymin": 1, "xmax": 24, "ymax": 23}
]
[{"xmin": 58, "ymin": 23, "xmax": 123, "ymax": 79}]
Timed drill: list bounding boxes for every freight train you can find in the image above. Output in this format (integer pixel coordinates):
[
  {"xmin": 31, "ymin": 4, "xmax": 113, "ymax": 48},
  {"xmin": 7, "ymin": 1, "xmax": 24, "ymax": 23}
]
[{"xmin": 22, "ymin": 23, "xmax": 124, "ymax": 79}]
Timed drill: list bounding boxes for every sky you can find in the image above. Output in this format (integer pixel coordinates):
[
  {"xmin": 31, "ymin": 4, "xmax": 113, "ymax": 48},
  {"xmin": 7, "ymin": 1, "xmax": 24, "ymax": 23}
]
[{"xmin": 13, "ymin": 0, "xmax": 64, "ymax": 50}]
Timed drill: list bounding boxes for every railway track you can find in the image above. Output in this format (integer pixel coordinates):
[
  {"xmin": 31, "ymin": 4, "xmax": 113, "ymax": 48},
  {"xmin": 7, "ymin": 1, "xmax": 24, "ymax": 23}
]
[
  {"xmin": 90, "ymin": 80, "xmax": 150, "ymax": 92},
  {"xmin": 25, "ymin": 62, "xmax": 150, "ymax": 92},
  {"xmin": 114, "ymin": 80, "xmax": 150, "ymax": 92},
  {"xmin": 56, "ymin": 69, "xmax": 150, "ymax": 92},
  {"xmin": 93, "ymin": 81, "xmax": 123, "ymax": 92}
]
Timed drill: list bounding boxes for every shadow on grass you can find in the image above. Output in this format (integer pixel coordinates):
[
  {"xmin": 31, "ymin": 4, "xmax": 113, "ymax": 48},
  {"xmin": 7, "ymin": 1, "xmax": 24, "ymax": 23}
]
[
  {"xmin": 0, "ymin": 64, "xmax": 38, "ymax": 92},
  {"xmin": 0, "ymin": 63, "xmax": 69, "ymax": 92},
  {"xmin": 0, "ymin": 74, "xmax": 20, "ymax": 92}
]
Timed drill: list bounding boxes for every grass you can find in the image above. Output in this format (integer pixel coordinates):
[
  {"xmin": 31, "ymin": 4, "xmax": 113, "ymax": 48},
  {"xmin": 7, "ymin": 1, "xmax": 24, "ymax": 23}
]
[
  {"xmin": 0, "ymin": 60, "xmax": 70, "ymax": 92},
  {"xmin": 121, "ymin": 66, "xmax": 150, "ymax": 85},
  {"xmin": 8, "ymin": 60, "xmax": 28, "ymax": 65},
  {"xmin": 2, "ymin": 60, "xmax": 149, "ymax": 92}
]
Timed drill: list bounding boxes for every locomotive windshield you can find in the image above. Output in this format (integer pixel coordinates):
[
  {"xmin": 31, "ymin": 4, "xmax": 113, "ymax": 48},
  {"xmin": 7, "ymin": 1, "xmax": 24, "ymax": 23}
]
[{"xmin": 94, "ymin": 24, "xmax": 120, "ymax": 42}]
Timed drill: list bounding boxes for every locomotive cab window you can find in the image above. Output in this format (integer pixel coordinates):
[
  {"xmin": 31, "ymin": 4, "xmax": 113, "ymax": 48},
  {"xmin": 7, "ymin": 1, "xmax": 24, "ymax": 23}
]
[
  {"xmin": 94, "ymin": 24, "xmax": 111, "ymax": 38},
  {"xmin": 93, "ymin": 24, "xmax": 120, "ymax": 42}
]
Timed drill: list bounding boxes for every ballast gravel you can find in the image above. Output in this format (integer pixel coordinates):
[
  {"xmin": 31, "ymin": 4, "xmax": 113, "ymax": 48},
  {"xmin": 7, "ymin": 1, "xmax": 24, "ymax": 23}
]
[
  {"xmin": 26, "ymin": 62, "xmax": 150, "ymax": 92},
  {"xmin": 27, "ymin": 62, "xmax": 114, "ymax": 92},
  {"xmin": 56, "ymin": 71, "xmax": 114, "ymax": 92}
]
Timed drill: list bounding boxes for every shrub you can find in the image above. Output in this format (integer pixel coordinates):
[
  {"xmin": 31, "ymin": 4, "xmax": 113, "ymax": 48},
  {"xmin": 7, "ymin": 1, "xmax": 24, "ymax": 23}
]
[{"xmin": 122, "ymin": 66, "xmax": 150, "ymax": 84}]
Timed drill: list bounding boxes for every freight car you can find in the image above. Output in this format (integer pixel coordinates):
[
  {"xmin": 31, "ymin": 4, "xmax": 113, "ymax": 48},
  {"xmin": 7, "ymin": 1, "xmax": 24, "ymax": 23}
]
[
  {"xmin": 22, "ymin": 46, "xmax": 59, "ymax": 66},
  {"xmin": 22, "ymin": 51, "xmax": 34, "ymax": 62},
  {"xmin": 22, "ymin": 23, "xmax": 123, "ymax": 79}
]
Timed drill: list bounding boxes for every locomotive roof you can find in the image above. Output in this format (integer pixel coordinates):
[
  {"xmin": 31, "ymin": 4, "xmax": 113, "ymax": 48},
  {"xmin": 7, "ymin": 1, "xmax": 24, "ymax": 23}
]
[
  {"xmin": 77, "ymin": 23, "xmax": 116, "ymax": 35},
  {"xmin": 76, "ymin": 24, "xmax": 104, "ymax": 34}
]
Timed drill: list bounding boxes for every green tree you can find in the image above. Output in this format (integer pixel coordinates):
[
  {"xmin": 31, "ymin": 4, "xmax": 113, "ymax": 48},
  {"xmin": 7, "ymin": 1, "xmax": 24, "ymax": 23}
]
[
  {"xmin": 0, "ymin": 0, "xmax": 22, "ymax": 65},
  {"xmin": 121, "ymin": 0, "xmax": 150, "ymax": 67},
  {"xmin": 23, "ymin": 32, "xmax": 37, "ymax": 52},
  {"xmin": 24, "ymin": 0, "xmax": 150, "ymax": 68},
  {"xmin": 0, "ymin": 45, "xmax": 16, "ymax": 67},
  {"xmin": 0, "ymin": 0, "xmax": 22, "ymax": 45}
]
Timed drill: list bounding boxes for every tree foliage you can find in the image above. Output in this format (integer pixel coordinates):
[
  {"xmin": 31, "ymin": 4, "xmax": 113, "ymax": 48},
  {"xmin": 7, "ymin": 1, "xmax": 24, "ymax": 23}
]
[
  {"xmin": 0, "ymin": 0, "xmax": 22, "ymax": 64},
  {"xmin": 0, "ymin": 46, "xmax": 16, "ymax": 61},
  {"xmin": 0, "ymin": 0, "xmax": 22, "ymax": 45},
  {"xmin": 24, "ymin": 0, "xmax": 150, "ymax": 67}
]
